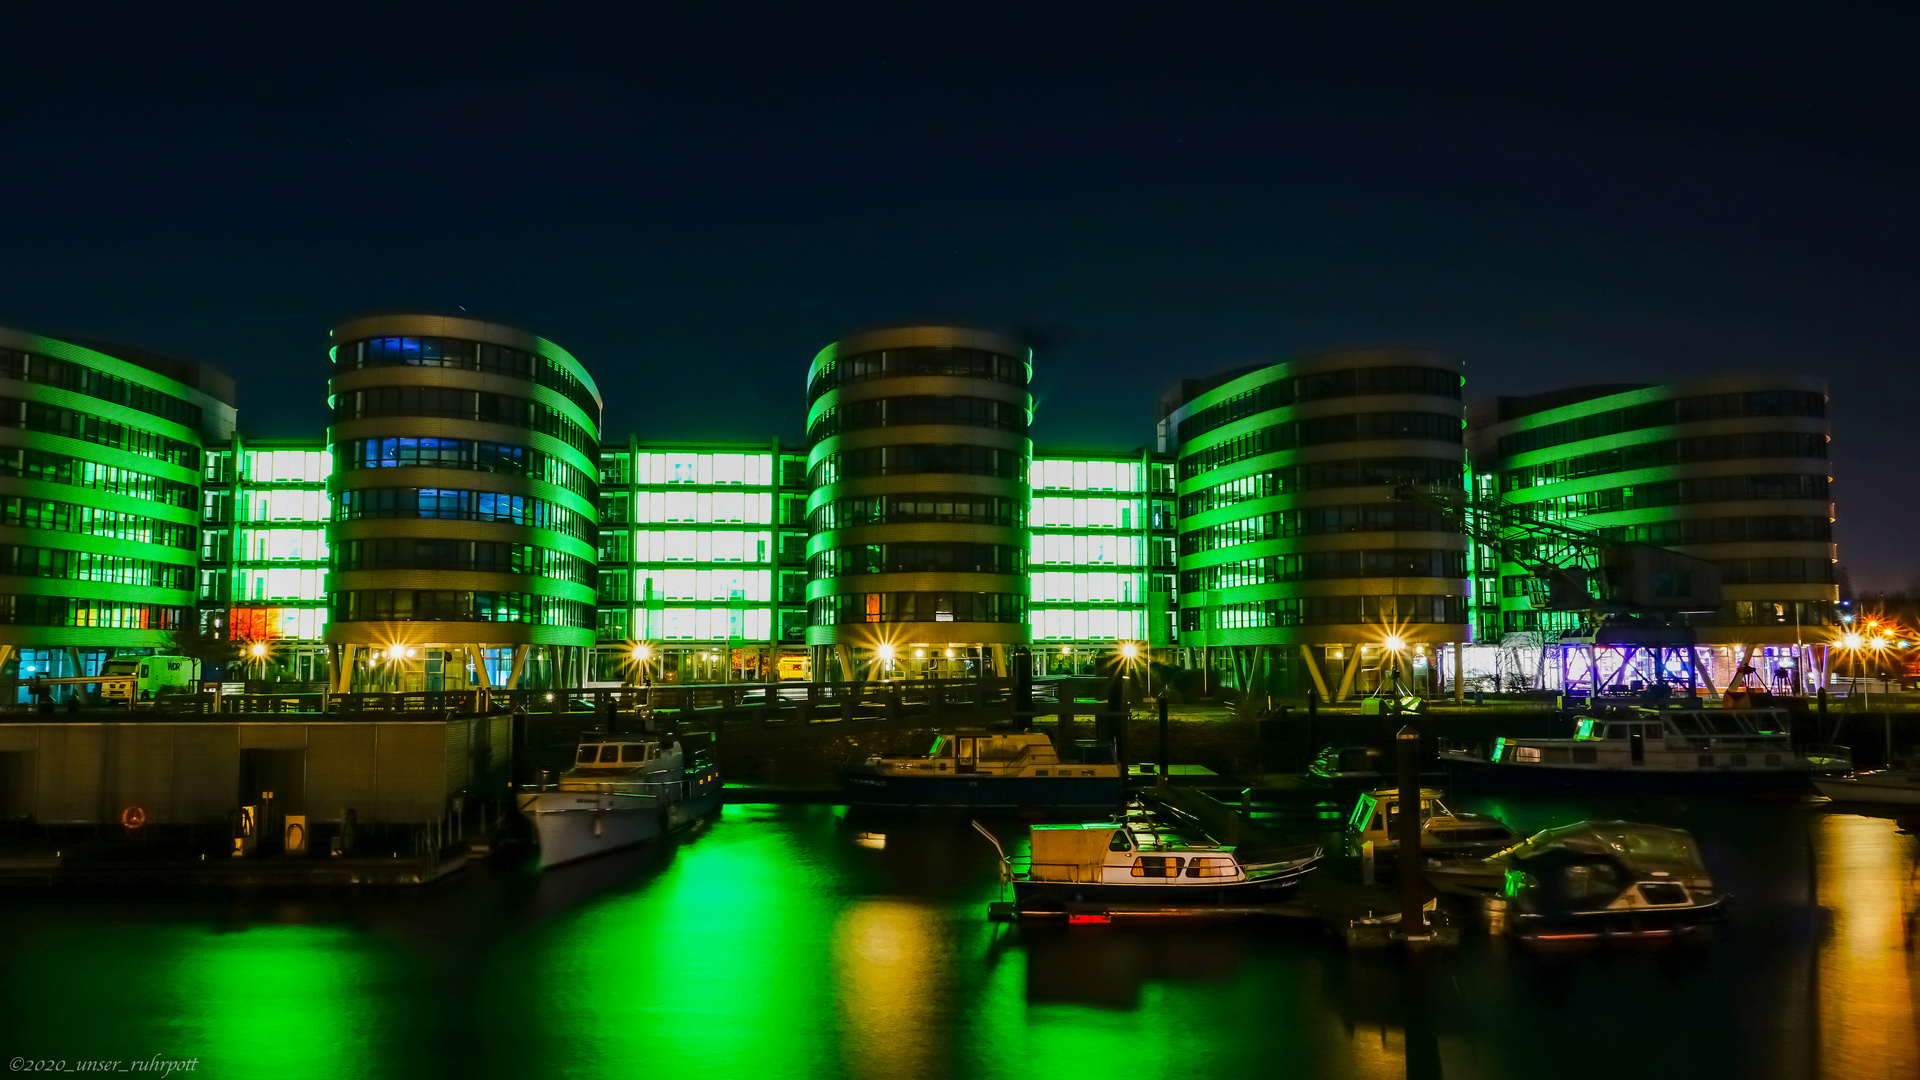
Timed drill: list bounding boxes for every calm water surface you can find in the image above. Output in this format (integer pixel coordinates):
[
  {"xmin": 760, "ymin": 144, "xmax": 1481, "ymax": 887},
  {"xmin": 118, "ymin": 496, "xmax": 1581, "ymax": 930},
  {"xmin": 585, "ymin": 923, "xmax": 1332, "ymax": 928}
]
[{"xmin": 3, "ymin": 795, "xmax": 1916, "ymax": 1080}]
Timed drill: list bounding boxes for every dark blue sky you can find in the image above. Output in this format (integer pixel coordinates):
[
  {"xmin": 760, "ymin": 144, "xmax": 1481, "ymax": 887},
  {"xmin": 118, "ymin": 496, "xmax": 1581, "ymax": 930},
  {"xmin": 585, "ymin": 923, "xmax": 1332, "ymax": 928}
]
[{"xmin": 2, "ymin": 3, "xmax": 1914, "ymax": 587}]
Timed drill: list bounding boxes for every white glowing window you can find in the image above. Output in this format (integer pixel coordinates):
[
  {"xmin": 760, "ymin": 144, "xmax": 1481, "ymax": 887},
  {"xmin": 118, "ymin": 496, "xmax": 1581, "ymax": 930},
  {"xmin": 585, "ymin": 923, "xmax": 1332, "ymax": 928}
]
[
  {"xmin": 712, "ymin": 532, "xmax": 744, "ymax": 562},
  {"xmin": 664, "ymin": 492, "xmax": 695, "ymax": 521},
  {"xmin": 664, "ymin": 533, "xmax": 695, "ymax": 561},
  {"xmin": 713, "ymin": 492, "xmax": 744, "ymax": 522}
]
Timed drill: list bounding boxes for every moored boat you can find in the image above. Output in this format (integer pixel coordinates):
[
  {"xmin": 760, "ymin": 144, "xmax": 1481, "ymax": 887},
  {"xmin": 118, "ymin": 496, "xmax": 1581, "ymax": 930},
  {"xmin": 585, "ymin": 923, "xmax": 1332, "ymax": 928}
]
[
  {"xmin": 1426, "ymin": 821, "xmax": 1725, "ymax": 945},
  {"xmin": 841, "ymin": 728, "xmax": 1120, "ymax": 811},
  {"xmin": 1343, "ymin": 787, "xmax": 1516, "ymax": 859},
  {"xmin": 1812, "ymin": 769, "xmax": 1920, "ymax": 805},
  {"xmin": 517, "ymin": 733, "xmax": 721, "ymax": 868},
  {"xmin": 995, "ymin": 807, "xmax": 1322, "ymax": 917},
  {"xmin": 1438, "ymin": 705, "xmax": 1847, "ymax": 790}
]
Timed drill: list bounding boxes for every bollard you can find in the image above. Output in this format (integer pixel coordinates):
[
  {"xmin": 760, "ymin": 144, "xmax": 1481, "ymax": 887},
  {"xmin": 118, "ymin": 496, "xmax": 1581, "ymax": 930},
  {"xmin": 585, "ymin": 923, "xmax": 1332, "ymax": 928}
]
[
  {"xmin": 1305, "ymin": 688, "xmax": 1319, "ymax": 771},
  {"xmin": 1397, "ymin": 724, "xmax": 1424, "ymax": 936},
  {"xmin": 1157, "ymin": 695, "xmax": 1170, "ymax": 779}
]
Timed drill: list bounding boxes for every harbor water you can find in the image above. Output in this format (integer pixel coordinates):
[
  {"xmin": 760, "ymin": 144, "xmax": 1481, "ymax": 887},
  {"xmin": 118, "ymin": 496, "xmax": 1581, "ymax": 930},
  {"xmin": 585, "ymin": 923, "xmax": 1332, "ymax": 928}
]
[{"xmin": 2, "ymin": 793, "xmax": 1916, "ymax": 1079}]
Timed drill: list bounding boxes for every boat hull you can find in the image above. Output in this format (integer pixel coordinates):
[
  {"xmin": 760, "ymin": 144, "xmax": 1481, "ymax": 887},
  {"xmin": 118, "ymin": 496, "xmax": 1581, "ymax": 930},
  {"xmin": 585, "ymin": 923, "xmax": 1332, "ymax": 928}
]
[
  {"xmin": 1812, "ymin": 776, "xmax": 1920, "ymax": 805},
  {"xmin": 841, "ymin": 768, "xmax": 1122, "ymax": 811},
  {"xmin": 1011, "ymin": 865, "xmax": 1316, "ymax": 910},
  {"xmin": 519, "ymin": 792, "xmax": 663, "ymax": 868},
  {"xmin": 1506, "ymin": 894, "xmax": 1729, "ymax": 945},
  {"xmin": 1443, "ymin": 759, "xmax": 1814, "ymax": 793}
]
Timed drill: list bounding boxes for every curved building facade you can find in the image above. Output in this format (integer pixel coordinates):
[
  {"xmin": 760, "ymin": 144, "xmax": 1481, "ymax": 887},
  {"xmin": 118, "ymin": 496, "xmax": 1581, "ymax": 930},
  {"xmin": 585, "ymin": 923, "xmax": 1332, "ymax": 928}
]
[
  {"xmin": 325, "ymin": 315, "xmax": 601, "ymax": 691},
  {"xmin": 1169, "ymin": 348, "xmax": 1468, "ymax": 699},
  {"xmin": 804, "ymin": 326, "xmax": 1033, "ymax": 678},
  {"xmin": 0, "ymin": 326, "xmax": 236, "ymax": 676},
  {"xmin": 1468, "ymin": 375, "xmax": 1835, "ymax": 657}
]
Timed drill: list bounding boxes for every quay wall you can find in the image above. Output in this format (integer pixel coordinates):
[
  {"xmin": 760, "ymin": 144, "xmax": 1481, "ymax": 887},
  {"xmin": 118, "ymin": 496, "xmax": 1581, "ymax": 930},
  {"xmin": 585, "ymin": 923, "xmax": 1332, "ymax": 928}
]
[{"xmin": 0, "ymin": 714, "xmax": 510, "ymax": 827}]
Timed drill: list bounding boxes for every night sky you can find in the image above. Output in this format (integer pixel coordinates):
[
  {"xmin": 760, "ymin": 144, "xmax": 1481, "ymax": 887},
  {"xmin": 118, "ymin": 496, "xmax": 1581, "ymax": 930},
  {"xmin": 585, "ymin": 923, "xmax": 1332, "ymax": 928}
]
[{"xmin": 2, "ymin": 4, "xmax": 1913, "ymax": 587}]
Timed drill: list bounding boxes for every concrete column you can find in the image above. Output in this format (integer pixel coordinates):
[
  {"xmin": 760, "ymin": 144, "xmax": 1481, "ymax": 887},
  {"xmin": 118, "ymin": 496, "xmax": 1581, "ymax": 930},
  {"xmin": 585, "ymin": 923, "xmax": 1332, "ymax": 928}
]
[
  {"xmin": 1452, "ymin": 642, "xmax": 1464, "ymax": 704},
  {"xmin": 1299, "ymin": 643, "xmax": 1331, "ymax": 700},
  {"xmin": 1334, "ymin": 646, "xmax": 1362, "ymax": 703}
]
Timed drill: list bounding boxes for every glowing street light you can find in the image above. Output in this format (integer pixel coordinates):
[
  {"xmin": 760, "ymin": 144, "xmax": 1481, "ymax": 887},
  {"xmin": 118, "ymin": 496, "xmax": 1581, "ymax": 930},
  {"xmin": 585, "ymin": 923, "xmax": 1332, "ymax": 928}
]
[
  {"xmin": 632, "ymin": 644, "xmax": 653, "ymax": 662},
  {"xmin": 1383, "ymin": 634, "xmax": 1406, "ymax": 653},
  {"xmin": 250, "ymin": 642, "xmax": 268, "ymax": 658}
]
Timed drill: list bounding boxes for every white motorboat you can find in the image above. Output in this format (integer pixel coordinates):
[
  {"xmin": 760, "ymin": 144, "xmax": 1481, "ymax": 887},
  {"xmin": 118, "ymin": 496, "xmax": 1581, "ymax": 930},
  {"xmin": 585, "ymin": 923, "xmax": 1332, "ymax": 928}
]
[
  {"xmin": 1812, "ymin": 769, "xmax": 1920, "ymax": 805},
  {"xmin": 1439, "ymin": 705, "xmax": 1850, "ymax": 790},
  {"xmin": 517, "ymin": 734, "xmax": 722, "ymax": 868}
]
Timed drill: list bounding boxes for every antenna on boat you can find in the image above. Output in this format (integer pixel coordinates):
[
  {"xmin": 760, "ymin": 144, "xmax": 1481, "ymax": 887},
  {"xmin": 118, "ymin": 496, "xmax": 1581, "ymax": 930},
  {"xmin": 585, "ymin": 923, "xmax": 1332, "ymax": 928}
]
[{"xmin": 970, "ymin": 819, "xmax": 1011, "ymax": 884}]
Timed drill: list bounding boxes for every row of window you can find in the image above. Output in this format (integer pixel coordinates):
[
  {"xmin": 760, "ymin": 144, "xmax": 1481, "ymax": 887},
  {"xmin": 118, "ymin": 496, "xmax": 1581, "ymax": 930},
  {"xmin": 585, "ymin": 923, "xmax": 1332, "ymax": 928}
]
[
  {"xmin": 1518, "ymin": 473, "xmax": 1830, "ymax": 520},
  {"xmin": 1596, "ymin": 515, "xmax": 1833, "ymax": 547},
  {"xmin": 1, "ymin": 347, "xmax": 204, "ymax": 429},
  {"xmin": 330, "ymin": 589, "xmax": 596, "ymax": 628},
  {"xmin": 1180, "ymin": 594, "xmax": 1466, "ymax": 632},
  {"xmin": 0, "ymin": 595, "xmax": 187, "ymax": 630},
  {"xmin": 1495, "ymin": 391, "xmax": 1826, "ymax": 456},
  {"xmin": 1177, "ymin": 412, "xmax": 1462, "ymax": 480},
  {"xmin": 600, "ymin": 452, "xmax": 798, "ymax": 488},
  {"xmin": 810, "ymin": 494, "xmax": 1027, "ymax": 531},
  {"xmin": 1179, "ymin": 505, "xmax": 1456, "ymax": 555},
  {"xmin": 335, "ymin": 488, "xmax": 594, "ymax": 541},
  {"xmin": 1179, "ymin": 548, "xmax": 1466, "ymax": 592},
  {"xmin": 202, "ymin": 489, "xmax": 331, "ymax": 526},
  {"xmin": 1178, "ymin": 365, "xmax": 1463, "ymax": 443},
  {"xmin": 811, "ymin": 445, "xmax": 1025, "ymax": 486},
  {"xmin": 808, "ymin": 395, "xmax": 1026, "ymax": 444},
  {"xmin": 809, "ymin": 591, "xmax": 1027, "ymax": 625},
  {"xmin": 602, "ymin": 490, "xmax": 775, "ymax": 525},
  {"xmin": 0, "ymin": 397, "xmax": 200, "ymax": 468},
  {"xmin": 0, "ymin": 545, "xmax": 195, "ymax": 591},
  {"xmin": 1178, "ymin": 456, "xmax": 1462, "ymax": 516},
  {"xmin": 332, "ymin": 387, "xmax": 597, "ymax": 456},
  {"xmin": 808, "ymin": 347, "xmax": 1026, "ymax": 402},
  {"xmin": 1715, "ymin": 557, "xmax": 1835, "ymax": 585},
  {"xmin": 1498, "ymin": 431, "xmax": 1828, "ymax": 490},
  {"xmin": 333, "ymin": 538, "xmax": 597, "ymax": 587},
  {"xmin": 0, "ymin": 496, "xmax": 196, "ymax": 549},
  {"xmin": 0, "ymin": 447, "xmax": 198, "ymax": 509},
  {"xmin": 338, "ymin": 437, "xmax": 595, "ymax": 497},
  {"xmin": 334, "ymin": 336, "xmax": 599, "ymax": 421},
  {"xmin": 810, "ymin": 543, "xmax": 1025, "ymax": 578}
]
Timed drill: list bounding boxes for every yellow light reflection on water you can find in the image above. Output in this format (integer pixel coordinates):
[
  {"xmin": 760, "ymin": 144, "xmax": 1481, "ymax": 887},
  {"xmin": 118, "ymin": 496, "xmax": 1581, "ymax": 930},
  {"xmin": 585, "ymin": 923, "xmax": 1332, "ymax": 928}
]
[
  {"xmin": 1816, "ymin": 813, "xmax": 1920, "ymax": 1079},
  {"xmin": 832, "ymin": 899, "xmax": 952, "ymax": 1080}
]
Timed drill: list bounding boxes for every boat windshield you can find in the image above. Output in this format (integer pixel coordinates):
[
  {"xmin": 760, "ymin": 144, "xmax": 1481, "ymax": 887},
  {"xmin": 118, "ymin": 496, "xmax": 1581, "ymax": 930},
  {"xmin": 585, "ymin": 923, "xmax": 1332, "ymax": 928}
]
[{"xmin": 576, "ymin": 745, "xmax": 600, "ymax": 764}]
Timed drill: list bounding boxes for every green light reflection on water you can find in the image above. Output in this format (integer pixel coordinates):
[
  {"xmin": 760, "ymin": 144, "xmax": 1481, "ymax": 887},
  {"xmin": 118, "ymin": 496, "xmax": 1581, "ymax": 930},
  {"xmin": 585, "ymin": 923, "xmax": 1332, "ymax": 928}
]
[
  {"xmin": 531, "ymin": 804, "xmax": 843, "ymax": 1077},
  {"xmin": 163, "ymin": 924, "xmax": 387, "ymax": 1080}
]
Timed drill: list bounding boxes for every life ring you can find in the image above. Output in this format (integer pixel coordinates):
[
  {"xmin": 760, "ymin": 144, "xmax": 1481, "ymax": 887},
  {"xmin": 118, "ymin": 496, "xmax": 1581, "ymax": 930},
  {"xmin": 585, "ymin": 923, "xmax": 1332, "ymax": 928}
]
[{"xmin": 120, "ymin": 804, "xmax": 148, "ymax": 832}]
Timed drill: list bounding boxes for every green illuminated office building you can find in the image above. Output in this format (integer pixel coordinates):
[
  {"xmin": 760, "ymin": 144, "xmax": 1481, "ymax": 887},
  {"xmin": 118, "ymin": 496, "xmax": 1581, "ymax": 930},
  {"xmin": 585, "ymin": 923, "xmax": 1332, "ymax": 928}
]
[
  {"xmin": 0, "ymin": 325, "xmax": 237, "ymax": 687},
  {"xmin": 199, "ymin": 438, "xmax": 334, "ymax": 681},
  {"xmin": 1467, "ymin": 374, "xmax": 1837, "ymax": 687},
  {"xmin": 591, "ymin": 439, "xmax": 810, "ymax": 684},
  {"xmin": 1027, "ymin": 451, "xmax": 1175, "ymax": 674},
  {"xmin": 805, "ymin": 326, "xmax": 1035, "ymax": 680},
  {"xmin": 1166, "ymin": 349, "xmax": 1471, "ymax": 699},
  {"xmin": 324, "ymin": 314, "xmax": 601, "ymax": 692}
]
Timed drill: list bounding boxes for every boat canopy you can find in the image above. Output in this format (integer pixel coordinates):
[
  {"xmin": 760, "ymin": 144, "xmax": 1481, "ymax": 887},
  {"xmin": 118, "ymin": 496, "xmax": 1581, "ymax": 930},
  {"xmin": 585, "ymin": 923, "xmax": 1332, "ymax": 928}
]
[
  {"xmin": 1497, "ymin": 821, "xmax": 1708, "ymax": 881},
  {"xmin": 1028, "ymin": 824, "xmax": 1127, "ymax": 881}
]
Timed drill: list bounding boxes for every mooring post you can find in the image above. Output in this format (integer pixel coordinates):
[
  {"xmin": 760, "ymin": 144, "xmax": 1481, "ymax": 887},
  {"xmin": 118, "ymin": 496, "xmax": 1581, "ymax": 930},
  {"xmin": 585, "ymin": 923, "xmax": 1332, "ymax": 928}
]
[
  {"xmin": 1306, "ymin": 688, "xmax": 1319, "ymax": 771},
  {"xmin": 1157, "ymin": 695, "xmax": 1170, "ymax": 778},
  {"xmin": 1397, "ymin": 724, "xmax": 1424, "ymax": 937}
]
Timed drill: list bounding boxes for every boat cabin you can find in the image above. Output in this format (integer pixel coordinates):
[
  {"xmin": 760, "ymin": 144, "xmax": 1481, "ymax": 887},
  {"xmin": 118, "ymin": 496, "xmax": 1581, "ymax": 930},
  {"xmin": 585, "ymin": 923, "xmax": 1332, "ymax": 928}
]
[
  {"xmin": 1346, "ymin": 788, "xmax": 1515, "ymax": 854},
  {"xmin": 574, "ymin": 741, "xmax": 669, "ymax": 768},
  {"xmin": 1024, "ymin": 823, "xmax": 1245, "ymax": 885},
  {"xmin": 872, "ymin": 730, "xmax": 1115, "ymax": 779}
]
